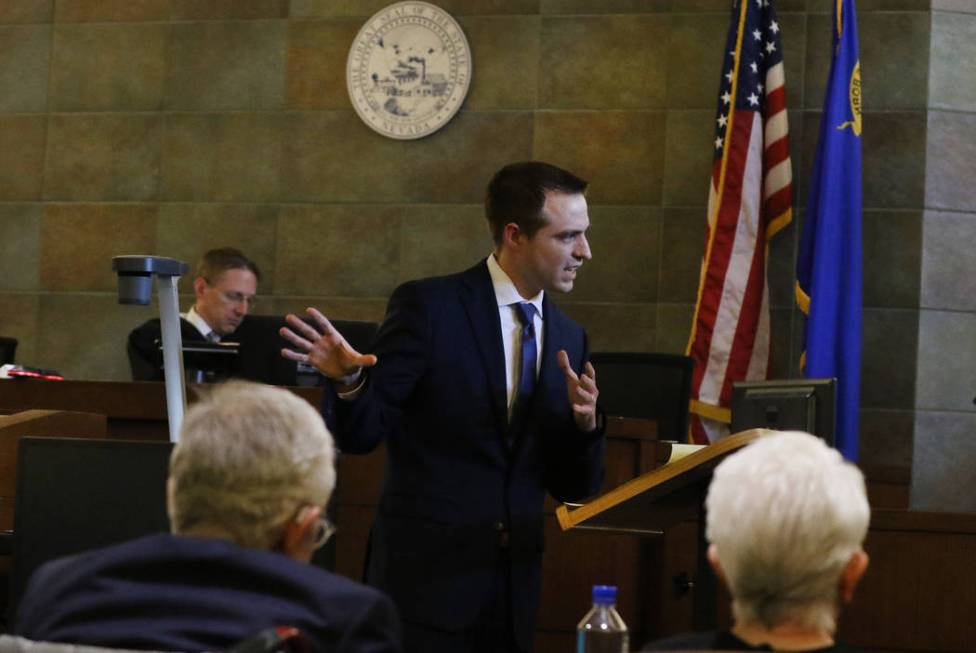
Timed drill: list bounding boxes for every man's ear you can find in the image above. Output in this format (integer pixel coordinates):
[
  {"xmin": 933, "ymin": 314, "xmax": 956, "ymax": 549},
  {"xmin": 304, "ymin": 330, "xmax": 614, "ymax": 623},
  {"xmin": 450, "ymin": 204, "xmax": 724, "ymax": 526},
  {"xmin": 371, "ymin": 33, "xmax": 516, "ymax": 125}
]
[
  {"xmin": 502, "ymin": 222, "xmax": 522, "ymax": 249},
  {"xmin": 707, "ymin": 544, "xmax": 728, "ymax": 587},
  {"xmin": 280, "ymin": 505, "xmax": 322, "ymax": 562},
  {"xmin": 839, "ymin": 549, "xmax": 869, "ymax": 604},
  {"xmin": 192, "ymin": 276, "xmax": 208, "ymax": 301}
]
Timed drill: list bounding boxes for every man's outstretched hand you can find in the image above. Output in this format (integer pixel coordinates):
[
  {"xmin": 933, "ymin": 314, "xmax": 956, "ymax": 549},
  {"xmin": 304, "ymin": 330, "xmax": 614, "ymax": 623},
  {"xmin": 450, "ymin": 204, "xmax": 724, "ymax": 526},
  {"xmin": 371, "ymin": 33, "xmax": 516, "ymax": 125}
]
[{"xmin": 280, "ymin": 307, "xmax": 377, "ymax": 391}]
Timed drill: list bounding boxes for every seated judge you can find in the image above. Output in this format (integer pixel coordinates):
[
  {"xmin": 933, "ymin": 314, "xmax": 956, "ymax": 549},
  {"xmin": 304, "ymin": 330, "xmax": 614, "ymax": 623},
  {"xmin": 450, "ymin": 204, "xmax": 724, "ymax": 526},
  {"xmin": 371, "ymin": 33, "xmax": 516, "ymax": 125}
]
[
  {"xmin": 127, "ymin": 248, "xmax": 298, "ymax": 385},
  {"xmin": 14, "ymin": 381, "xmax": 402, "ymax": 653},
  {"xmin": 644, "ymin": 431, "xmax": 869, "ymax": 653}
]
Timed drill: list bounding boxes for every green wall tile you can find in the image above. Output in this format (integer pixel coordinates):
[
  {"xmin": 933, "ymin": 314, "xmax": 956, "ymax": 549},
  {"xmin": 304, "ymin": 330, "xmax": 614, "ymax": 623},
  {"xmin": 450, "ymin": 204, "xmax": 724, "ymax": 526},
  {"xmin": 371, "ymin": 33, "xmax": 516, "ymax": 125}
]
[
  {"xmin": 50, "ymin": 23, "xmax": 168, "ymax": 111},
  {"xmin": 282, "ymin": 111, "xmax": 533, "ymax": 203},
  {"xmin": 859, "ymin": 408, "xmax": 914, "ymax": 472},
  {"xmin": 655, "ymin": 303, "xmax": 694, "ymax": 354},
  {"xmin": 276, "ymin": 204, "xmax": 401, "ymax": 297},
  {"xmin": 398, "ymin": 205, "xmax": 493, "ymax": 283},
  {"xmin": 54, "ymin": 0, "xmax": 170, "ymax": 22},
  {"xmin": 767, "ymin": 218, "xmax": 798, "ymax": 311},
  {"xmin": 170, "ymin": 0, "xmax": 289, "ymax": 19},
  {"xmin": 558, "ymin": 301, "xmax": 659, "ymax": 353},
  {"xmin": 861, "ymin": 307, "xmax": 919, "ymax": 410},
  {"xmin": 156, "ymin": 204, "xmax": 280, "ymax": 293},
  {"xmin": 778, "ymin": 12, "xmax": 808, "ymax": 111},
  {"xmin": 533, "ymin": 110, "xmax": 665, "ymax": 205},
  {"xmin": 165, "ymin": 21, "xmax": 286, "ymax": 111},
  {"xmin": 290, "ymin": 0, "xmax": 540, "ymax": 17},
  {"xmin": 0, "ymin": 25, "xmax": 51, "ymax": 112},
  {"xmin": 0, "ymin": 114, "xmax": 46, "ymax": 200},
  {"xmin": 662, "ymin": 109, "xmax": 714, "ymax": 208},
  {"xmin": 802, "ymin": 11, "xmax": 830, "ymax": 110},
  {"xmin": 211, "ymin": 113, "xmax": 283, "ymax": 202},
  {"xmin": 539, "ymin": 15, "xmax": 667, "ymax": 109},
  {"xmin": 542, "ymin": 0, "xmax": 670, "ymax": 12},
  {"xmin": 851, "ymin": 0, "xmax": 932, "ymax": 10},
  {"xmin": 37, "ymin": 292, "xmax": 154, "ymax": 381},
  {"xmin": 571, "ymin": 206, "xmax": 660, "ymax": 303},
  {"xmin": 658, "ymin": 207, "xmax": 707, "ymax": 304},
  {"xmin": 44, "ymin": 114, "xmax": 163, "ymax": 201},
  {"xmin": 0, "ymin": 1, "xmax": 52, "ymax": 24},
  {"xmin": 666, "ymin": 13, "xmax": 728, "ymax": 110},
  {"xmin": 270, "ymin": 297, "xmax": 388, "ymax": 324},
  {"xmin": 0, "ymin": 293, "xmax": 40, "ymax": 366},
  {"xmin": 0, "ymin": 204, "xmax": 42, "ymax": 290},
  {"xmin": 800, "ymin": 110, "xmax": 925, "ymax": 210},
  {"xmin": 286, "ymin": 19, "xmax": 360, "ymax": 110},
  {"xmin": 860, "ymin": 12, "xmax": 931, "ymax": 111},
  {"xmin": 461, "ymin": 15, "xmax": 539, "ymax": 110},
  {"xmin": 160, "ymin": 114, "xmax": 219, "ymax": 200},
  {"xmin": 863, "ymin": 209, "xmax": 922, "ymax": 309},
  {"xmin": 40, "ymin": 204, "xmax": 158, "ymax": 291},
  {"xmin": 768, "ymin": 307, "xmax": 796, "ymax": 379}
]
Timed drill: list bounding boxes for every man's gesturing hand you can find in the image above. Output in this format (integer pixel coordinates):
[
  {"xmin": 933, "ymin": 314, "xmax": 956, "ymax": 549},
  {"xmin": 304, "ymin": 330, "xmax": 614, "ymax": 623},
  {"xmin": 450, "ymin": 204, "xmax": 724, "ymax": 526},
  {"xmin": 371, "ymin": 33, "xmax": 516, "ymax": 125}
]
[
  {"xmin": 280, "ymin": 307, "xmax": 377, "ymax": 391},
  {"xmin": 557, "ymin": 350, "xmax": 599, "ymax": 432}
]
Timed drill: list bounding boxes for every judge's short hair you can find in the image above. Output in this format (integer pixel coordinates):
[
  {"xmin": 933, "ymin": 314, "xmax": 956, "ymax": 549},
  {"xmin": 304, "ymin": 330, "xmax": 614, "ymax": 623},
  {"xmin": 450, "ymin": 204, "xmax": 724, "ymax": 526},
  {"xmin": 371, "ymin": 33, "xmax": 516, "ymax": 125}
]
[
  {"xmin": 706, "ymin": 431, "xmax": 869, "ymax": 633},
  {"xmin": 168, "ymin": 381, "xmax": 336, "ymax": 550},
  {"xmin": 195, "ymin": 248, "xmax": 262, "ymax": 284},
  {"xmin": 485, "ymin": 161, "xmax": 587, "ymax": 245}
]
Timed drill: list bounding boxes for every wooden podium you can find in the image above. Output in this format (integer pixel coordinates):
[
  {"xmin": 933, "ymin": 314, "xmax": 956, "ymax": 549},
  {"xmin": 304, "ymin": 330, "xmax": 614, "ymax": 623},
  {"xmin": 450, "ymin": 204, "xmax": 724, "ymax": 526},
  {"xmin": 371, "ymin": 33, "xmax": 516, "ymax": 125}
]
[
  {"xmin": 555, "ymin": 429, "xmax": 766, "ymax": 631},
  {"xmin": 556, "ymin": 430, "xmax": 764, "ymax": 534}
]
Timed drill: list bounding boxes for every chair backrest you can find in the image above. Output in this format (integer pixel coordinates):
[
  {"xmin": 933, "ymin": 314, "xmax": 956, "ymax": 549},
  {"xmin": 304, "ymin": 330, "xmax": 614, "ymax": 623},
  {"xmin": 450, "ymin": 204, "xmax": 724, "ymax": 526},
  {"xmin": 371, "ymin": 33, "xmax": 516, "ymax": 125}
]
[
  {"xmin": 229, "ymin": 315, "xmax": 379, "ymax": 386},
  {"xmin": 0, "ymin": 337, "xmax": 17, "ymax": 365},
  {"xmin": 126, "ymin": 316, "xmax": 379, "ymax": 386},
  {"xmin": 588, "ymin": 352, "xmax": 693, "ymax": 440},
  {"xmin": 8, "ymin": 438, "xmax": 173, "ymax": 621}
]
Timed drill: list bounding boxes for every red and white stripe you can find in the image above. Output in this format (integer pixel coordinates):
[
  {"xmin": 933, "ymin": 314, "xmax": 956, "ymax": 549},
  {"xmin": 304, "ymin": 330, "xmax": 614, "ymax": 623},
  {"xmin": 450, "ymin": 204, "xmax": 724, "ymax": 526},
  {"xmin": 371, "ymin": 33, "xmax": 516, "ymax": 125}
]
[{"xmin": 687, "ymin": 59, "xmax": 792, "ymax": 444}]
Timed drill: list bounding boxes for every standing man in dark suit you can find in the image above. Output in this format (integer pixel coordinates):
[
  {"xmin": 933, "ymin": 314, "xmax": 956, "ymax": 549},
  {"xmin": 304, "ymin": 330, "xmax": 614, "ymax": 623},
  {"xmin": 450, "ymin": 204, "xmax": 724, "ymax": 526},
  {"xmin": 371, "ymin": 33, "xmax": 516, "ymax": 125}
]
[{"xmin": 281, "ymin": 161, "xmax": 605, "ymax": 653}]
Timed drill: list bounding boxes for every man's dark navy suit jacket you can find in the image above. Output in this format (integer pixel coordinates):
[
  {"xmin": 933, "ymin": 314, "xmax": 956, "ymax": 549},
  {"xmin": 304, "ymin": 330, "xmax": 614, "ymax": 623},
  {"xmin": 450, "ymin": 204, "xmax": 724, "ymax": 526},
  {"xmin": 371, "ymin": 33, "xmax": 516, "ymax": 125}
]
[{"xmin": 326, "ymin": 260, "xmax": 605, "ymax": 650}]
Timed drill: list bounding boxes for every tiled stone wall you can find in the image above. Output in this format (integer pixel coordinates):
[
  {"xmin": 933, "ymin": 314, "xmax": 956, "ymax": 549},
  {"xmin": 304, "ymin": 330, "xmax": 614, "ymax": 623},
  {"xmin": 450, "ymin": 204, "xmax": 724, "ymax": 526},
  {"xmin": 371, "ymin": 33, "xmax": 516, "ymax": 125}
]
[
  {"xmin": 912, "ymin": 2, "xmax": 976, "ymax": 511},
  {"xmin": 0, "ymin": 0, "xmax": 944, "ymax": 493}
]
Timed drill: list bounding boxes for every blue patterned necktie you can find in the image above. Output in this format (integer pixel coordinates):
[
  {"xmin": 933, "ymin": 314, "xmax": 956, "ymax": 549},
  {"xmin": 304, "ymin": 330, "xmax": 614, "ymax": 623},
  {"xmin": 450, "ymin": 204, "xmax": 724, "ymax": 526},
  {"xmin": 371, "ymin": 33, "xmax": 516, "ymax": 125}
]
[{"xmin": 513, "ymin": 302, "xmax": 538, "ymax": 416}]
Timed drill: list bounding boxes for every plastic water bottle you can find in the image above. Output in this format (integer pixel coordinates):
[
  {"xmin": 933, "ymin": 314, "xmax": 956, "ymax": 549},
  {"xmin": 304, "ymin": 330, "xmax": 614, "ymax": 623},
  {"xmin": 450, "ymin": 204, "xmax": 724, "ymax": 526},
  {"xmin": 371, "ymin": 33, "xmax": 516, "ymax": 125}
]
[{"xmin": 576, "ymin": 584, "xmax": 629, "ymax": 653}]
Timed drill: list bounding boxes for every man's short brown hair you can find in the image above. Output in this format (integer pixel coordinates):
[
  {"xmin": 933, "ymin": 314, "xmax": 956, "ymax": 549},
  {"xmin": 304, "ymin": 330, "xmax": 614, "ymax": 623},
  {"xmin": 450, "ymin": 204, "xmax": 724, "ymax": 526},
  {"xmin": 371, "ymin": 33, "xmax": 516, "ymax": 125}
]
[
  {"xmin": 195, "ymin": 248, "xmax": 261, "ymax": 284},
  {"xmin": 485, "ymin": 161, "xmax": 588, "ymax": 245}
]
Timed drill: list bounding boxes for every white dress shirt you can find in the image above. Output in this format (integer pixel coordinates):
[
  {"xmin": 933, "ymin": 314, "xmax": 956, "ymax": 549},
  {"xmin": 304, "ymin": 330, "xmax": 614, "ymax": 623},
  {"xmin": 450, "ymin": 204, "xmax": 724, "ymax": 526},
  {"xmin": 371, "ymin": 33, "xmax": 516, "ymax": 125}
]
[
  {"xmin": 184, "ymin": 306, "xmax": 218, "ymax": 342},
  {"xmin": 486, "ymin": 254, "xmax": 544, "ymax": 417}
]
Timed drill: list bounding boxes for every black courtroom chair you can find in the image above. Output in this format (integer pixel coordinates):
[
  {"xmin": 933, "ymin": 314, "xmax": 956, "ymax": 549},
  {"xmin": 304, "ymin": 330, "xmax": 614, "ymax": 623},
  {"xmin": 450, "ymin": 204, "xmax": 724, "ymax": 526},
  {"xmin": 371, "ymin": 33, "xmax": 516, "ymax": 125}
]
[
  {"xmin": 0, "ymin": 337, "xmax": 17, "ymax": 365},
  {"xmin": 232, "ymin": 314, "xmax": 379, "ymax": 386},
  {"xmin": 588, "ymin": 352, "xmax": 693, "ymax": 441},
  {"xmin": 7, "ymin": 438, "xmax": 173, "ymax": 622},
  {"xmin": 126, "ymin": 315, "xmax": 379, "ymax": 385}
]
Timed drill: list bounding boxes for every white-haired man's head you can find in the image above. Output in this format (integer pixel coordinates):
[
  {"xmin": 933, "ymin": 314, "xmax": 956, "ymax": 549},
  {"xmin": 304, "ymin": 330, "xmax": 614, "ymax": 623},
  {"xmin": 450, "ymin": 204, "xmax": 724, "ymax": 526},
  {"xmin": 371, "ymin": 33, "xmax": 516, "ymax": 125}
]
[
  {"xmin": 167, "ymin": 381, "xmax": 336, "ymax": 560},
  {"xmin": 706, "ymin": 431, "xmax": 870, "ymax": 634}
]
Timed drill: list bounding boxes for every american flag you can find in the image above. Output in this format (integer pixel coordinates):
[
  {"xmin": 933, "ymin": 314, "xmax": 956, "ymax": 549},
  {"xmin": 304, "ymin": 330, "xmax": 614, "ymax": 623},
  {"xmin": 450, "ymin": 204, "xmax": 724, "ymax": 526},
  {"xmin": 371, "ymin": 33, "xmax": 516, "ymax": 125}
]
[{"xmin": 686, "ymin": 0, "xmax": 793, "ymax": 444}]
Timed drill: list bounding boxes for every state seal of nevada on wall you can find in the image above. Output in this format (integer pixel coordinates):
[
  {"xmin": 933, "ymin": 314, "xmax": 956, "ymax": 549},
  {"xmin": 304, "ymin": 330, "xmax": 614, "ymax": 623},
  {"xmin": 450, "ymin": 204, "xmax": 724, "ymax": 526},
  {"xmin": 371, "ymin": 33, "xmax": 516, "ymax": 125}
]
[{"xmin": 346, "ymin": 1, "xmax": 472, "ymax": 140}]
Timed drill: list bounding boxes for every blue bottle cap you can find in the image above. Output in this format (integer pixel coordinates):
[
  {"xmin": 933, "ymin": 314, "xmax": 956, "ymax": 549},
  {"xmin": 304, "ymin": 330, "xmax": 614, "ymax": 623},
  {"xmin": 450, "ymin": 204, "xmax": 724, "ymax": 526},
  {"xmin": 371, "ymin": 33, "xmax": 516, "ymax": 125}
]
[{"xmin": 592, "ymin": 584, "xmax": 617, "ymax": 604}]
